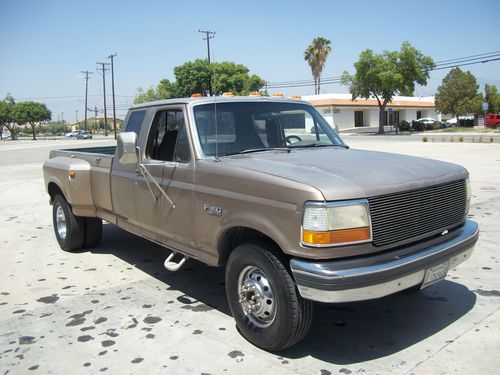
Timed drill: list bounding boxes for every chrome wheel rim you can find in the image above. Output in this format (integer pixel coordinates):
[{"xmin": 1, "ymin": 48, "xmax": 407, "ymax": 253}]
[
  {"xmin": 55, "ymin": 205, "xmax": 67, "ymax": 240},
  {"xmin": 237, "ymin": 266, "xmax": 276, "ymax": 328}
]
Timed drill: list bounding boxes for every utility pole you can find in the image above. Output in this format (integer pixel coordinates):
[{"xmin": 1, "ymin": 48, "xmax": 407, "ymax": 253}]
[
  {"xmin": 81, "ymin": 70, "xmax": 93, "ymax": 131},
  {"xmin": 107, "ymin": 53, "xmax": 117, "ymax": 139},
  {"xmin": 96, "ymin": 62, "xmax": 110, "ymax": 136},
  {"xmin": 75, "ymin": 110, "xmax": 78, "ymax": 124},
  {"xmin": 93, "ymin": 106, "xmax": 99, "ymax": 133},
  {"xmin": 198, "ymin": 30, "xmax": 215, "ymax": 63},
  {"xmin": 198, "ymin": 29, "xmax": 215, "ymax": 95}
]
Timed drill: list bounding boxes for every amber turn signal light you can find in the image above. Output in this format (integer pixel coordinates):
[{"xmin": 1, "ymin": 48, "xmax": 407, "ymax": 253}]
[{"xmin": 302, "ymin": 227, "xmax": 371, "ymax": 245}]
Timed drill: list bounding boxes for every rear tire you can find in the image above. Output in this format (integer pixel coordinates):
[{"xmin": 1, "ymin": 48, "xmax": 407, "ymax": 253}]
[
  {"xmin": 225, "ymin": 243, "xmax": 313, "ymax": 351},
  {"xmin": 84, "ymin": 217, "xmax": 103, "ymax": 248},
  {"xmin": 52, "ymin": 195, "xmax": 85, "ymax": 251}
]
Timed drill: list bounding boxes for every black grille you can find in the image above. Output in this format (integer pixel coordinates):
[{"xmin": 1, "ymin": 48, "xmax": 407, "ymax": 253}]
[{"xmin": 368, "ymin": 179, "xmax": 467, "ymax": 246}]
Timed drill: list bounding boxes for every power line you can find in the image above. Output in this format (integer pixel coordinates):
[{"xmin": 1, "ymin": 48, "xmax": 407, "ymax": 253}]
[
  {"xmin": 435, "ymin": 50, "xmax": 500, "ymax": 64},
  {"xmin": 431, "ymin": 57, "xmax": 500, "ymax": 71},
  {"xmin": 265, "ymin": 50, "xmax": 500, "ymax": 90}
]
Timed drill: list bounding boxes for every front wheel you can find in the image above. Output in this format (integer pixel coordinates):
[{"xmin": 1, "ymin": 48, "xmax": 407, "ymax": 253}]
[{"xmin": 225, "ymin": 243, "xmax": 313, "ymax": 351}]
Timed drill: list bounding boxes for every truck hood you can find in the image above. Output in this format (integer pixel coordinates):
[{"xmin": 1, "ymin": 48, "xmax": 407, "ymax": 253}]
[{"xmin": 220, "ymin": 148, "xmax": 468, "ymax": 200}]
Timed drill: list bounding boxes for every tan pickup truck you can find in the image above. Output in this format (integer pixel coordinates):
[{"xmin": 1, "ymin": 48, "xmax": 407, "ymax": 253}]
[{"xmin": 43, "ymin": 96, "xmax": 479, "ymax": 351}]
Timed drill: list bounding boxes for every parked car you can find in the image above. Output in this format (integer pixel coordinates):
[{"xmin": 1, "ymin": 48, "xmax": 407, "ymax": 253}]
[
  {"xmin": 486, "ymin": 113, "xmax": 500, "ymax": 128},
  {"xmin": 65, "ymin": 130, "xmax": 83, "ymax": 138},
  {"xmin": 415, "ymin": 117, "xmax": 436, "ymax": 125},
  {"xmin": 76, "ymin": 131, "xmax": 92, "ymax": 140}
]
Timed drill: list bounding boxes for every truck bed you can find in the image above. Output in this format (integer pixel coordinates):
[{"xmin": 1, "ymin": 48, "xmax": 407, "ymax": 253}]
[
  {"xmin": 46, "ymin": 146, "xmax": 116, "ymax": 218},
  {"xmin": 51, "ymin": 145, "xmax": 116, "ymax": 156}
]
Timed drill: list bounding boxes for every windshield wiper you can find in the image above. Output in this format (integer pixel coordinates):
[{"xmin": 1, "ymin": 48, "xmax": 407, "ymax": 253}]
[
  {"xmin": 239, "ymin": 147, "xmax": 291, "ymax": 154},
  {"xmin": 290, "ymin": 143, "xmax": 349, "ymax": 149}
]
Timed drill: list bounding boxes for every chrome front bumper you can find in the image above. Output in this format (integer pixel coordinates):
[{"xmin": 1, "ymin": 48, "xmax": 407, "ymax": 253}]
[{"xmin": 290, "ymin": 220, "xmax": 479, "ymax": 303}]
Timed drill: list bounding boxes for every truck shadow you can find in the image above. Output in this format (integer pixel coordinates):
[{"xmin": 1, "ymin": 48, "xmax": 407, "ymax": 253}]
[
  {"xmin": 94, "ymin": 223, "xmax": 476, "ymax": 364},
  {"xmin": 92, "ymin": 223, "xmax": 231, "ymax": 315},
  {"xmin": 281, "ymin": 280, "xmax": 476, "ymax": 364}
]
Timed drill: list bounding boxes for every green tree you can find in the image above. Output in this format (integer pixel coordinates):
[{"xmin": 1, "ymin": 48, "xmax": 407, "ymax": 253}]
[
  {"xmin": 13, "ymin": 101, "xmax": 52, "ymax": 140},
  {"xmin": 484, "ymin": 84, "xmax": 500, "ymax": 113},
  {"xmin": 210, "ymin": 61, "xmax": 265, "ymax": 96},
  {"xmin": 134, "ymin": 59, "xmax": 265, "ymax": 104},
  {"xmin": 0, "ymin": 94, "xmax": 17, "ymax": 140},
  {"xmin": 304, "ymin": 37, "xmax": 332, "ymax": 95},
  {"xmin": 174, "ymin": 59, "xmax": 212, "ymax": 97},
  {"xmin": 342, "ymin": 42, "xmax": 435, "ymax": 134},
  {"xmin": 435, "ymin": 68, "xmax": 482, "ymax": 123}
]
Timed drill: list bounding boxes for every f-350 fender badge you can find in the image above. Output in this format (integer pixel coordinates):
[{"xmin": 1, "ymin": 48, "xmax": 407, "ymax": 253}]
[{"xmin": 204, "ymin": 204, "xmax": 222, "ymax": 217}]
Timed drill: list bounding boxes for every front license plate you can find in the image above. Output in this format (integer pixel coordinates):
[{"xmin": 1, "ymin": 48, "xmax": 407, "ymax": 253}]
[{"xmin": 421, "ymin": 261, "xmax": 449, "ymax": 289}]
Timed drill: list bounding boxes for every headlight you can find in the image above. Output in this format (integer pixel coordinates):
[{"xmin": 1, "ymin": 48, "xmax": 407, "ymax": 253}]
[
  {"xmin": 466, "ymin": 178, "xmax": 471, "ymax": 213},
  {"xmin": 302, "ymin": 200, "xmax": 372, "ymax": 247}
]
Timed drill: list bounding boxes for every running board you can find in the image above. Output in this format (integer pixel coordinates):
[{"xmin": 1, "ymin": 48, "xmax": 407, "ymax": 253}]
[{"xmin": 164, "ymin": 252, "xmax": 187, "ymax": 272}]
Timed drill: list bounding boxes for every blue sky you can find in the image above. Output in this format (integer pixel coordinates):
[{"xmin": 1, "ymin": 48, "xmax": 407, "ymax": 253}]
[{"xmin": 1, "ymin": 0, "xmax": 499, "ymax": 122}]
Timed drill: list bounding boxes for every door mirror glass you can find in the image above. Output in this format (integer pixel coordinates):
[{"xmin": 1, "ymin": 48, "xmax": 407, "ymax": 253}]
[{"xmin": 117, "ymin": 132, "xmax": 139, "ymax": 164}]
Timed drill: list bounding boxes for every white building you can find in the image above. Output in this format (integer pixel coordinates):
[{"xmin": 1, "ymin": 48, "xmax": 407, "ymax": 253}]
[{"xmin": 303, "ymin": 93, "xmax": 437, "ymax": 130}]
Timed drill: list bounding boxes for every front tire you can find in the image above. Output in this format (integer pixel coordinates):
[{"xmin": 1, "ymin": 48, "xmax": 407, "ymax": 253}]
[
  {"xmin": 225, "ymin": 243, "xmax": 313, "ymax": 351},
  {"xmin": 52, "ymin": 195, "xmax": 85, "ymax": 251}
]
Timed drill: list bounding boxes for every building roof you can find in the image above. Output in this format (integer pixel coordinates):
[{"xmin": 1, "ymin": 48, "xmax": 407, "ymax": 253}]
[{"xmin": 302, "ymin": 93, "xmax": 435, "ymax": 108}]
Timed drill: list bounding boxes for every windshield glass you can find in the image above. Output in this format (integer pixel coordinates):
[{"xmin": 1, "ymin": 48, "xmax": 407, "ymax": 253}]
[{"xmin": 193, "ymin": 101, "xmax": 344, "ymax": 156}]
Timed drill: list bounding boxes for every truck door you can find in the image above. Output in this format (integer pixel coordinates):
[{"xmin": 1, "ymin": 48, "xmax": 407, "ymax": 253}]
[
  {"xmin": 111, "ymin": 109, "xmax": 148, "ymax": 229},
  {"xmin": 134, "ymin": 106, "xmax": 197, "ymax": 254}
]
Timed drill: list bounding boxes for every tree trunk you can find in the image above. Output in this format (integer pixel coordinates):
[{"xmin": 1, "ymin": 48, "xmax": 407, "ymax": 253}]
[
  {"xmin": 318, "ymin": 76, "xmax": 321, "ymax": 95},
  {"xmin": 378, "ymin": 105, "xmax": 386, "ymax": 134},
  {"xmin": 6, "ymin": 124, "xmax": 18, "ymax": 140},
  {"xmin": 30, "ymin": 123, "xmax": 36, "ymax": 141}
]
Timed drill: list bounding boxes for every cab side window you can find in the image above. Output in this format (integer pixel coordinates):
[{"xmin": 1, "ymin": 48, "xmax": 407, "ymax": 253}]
[
  {"xmin": 145, "ymin": 109, "xmax": 190, "ymax": 162},
  {"xmin": 125, "ymin": 110, "xmax": 146, "ymax": 136}
]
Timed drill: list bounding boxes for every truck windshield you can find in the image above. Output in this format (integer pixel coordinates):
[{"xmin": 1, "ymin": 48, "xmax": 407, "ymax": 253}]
[{"xmin": 193, "ymin": 101, "xmax": 345, "ymax": 156}]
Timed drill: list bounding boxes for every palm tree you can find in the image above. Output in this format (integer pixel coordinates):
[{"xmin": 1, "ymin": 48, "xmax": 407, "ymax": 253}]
[{"xmin": 304, "ymin": 37, "xmax": 332, "ymax": 95}]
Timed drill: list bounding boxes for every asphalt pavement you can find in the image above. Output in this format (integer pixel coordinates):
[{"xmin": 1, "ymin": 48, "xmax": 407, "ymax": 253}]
[{"xmin": 0, "ymin": 137, "xmax": 499, "ymax": 375}]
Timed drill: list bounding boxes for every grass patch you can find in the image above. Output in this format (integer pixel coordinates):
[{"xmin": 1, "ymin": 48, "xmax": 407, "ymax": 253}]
[{"xmin": 436, "ymin": 127, "xmax": 498, "ymax": 133}]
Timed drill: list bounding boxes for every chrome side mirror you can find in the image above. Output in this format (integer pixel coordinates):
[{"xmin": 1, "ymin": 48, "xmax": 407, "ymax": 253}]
[{"xmin": 117, "ymin": 132, "xmax": 140, "ymax": 164}]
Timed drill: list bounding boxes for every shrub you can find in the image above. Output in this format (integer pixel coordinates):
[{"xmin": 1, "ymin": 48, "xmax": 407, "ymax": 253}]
[
  {"xmin": 459, "ymin": 136, "xmax": 464, "ymax": 142},
  {"xmin": 458, "ymin": 118, "xmax": 474, "ymax": 127},
  {"xmin": 412, "ymin": 120, "xmax": 424, "ymax": 131},
  {"xmin": 399, "ymin": 120, "xmax": 411, "ymax": 131},
  {"xmin": 422, "ymin": 136, "xmax": 428, "ymax": 142}
]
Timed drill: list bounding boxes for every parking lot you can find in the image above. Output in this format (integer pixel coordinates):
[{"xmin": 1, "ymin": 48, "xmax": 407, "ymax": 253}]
[{"xmin": 0, "ymin": 136, "xmax": 499, "ymax": 375}]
